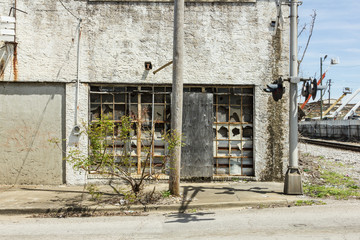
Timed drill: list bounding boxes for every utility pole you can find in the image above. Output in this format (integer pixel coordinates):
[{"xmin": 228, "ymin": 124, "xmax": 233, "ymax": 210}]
[
  {"xmin": 169, "ymin": 0, "xmax": 184, "ymax": 196},
  {"xmin": 328, "ymin": 79, "xmax": 331, "ymax": 107},
  {"xmin": 284, "ymin": 0, "xmax": 303, "ymax": 195},
  {"xmin": 320, "ymin": 55, "xmax": 327, "ymax": 120}
]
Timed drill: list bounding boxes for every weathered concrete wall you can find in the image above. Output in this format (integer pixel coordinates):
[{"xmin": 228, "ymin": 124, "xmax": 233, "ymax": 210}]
[
  {"xmin": 0, "ymin": 83, "xmax": 65, "ymax": 184},
  {"xmin": 6, "ymin": 0, "xmax": 288, "ymax": 85},
  {"xmin": 0, "ymin": 0, "xmax": 14, "ymax": 16},
  {"xmin": 1, "ymin": 0, "xmax": 290, "ymax": 182},
  {"xmin": 65, "ymin": 83, "xmax": 89, "ymax": 185}
]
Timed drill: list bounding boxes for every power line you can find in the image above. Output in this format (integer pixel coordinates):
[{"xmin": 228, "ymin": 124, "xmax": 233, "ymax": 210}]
[{"xmin": 58, "ymin": 0, "xmax": 80, "ymax": 20}]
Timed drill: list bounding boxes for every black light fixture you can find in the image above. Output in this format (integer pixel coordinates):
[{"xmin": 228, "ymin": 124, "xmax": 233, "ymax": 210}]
[{"xmin": 145, "ymin": 61, "xmax": 152, "ymax": 70}]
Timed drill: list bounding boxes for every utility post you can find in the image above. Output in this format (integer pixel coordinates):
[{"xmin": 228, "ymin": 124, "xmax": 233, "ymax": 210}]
[
  {"xmin": 284, "ymin": 0, "xmax": 303, "ymax": 195},
  {"xmin": 328, "ymin": 79, "xmax": 332, "ymax": 108},
  {"xmin": 320, "ymin": 55, "xmax": 327, "ymax": 119},
  {"xmin": 169, "ymin": 0, "xmax": 184, "ymax": 196}
]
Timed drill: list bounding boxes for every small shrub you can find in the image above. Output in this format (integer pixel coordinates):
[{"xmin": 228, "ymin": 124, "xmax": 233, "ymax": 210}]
[
  {"xmin": 161, "ymin": 190, "xmax": 171, "ymax": 198},
  {"xmin": 86, "ymin": 184, "xmax": 103, "ymax": 202}
]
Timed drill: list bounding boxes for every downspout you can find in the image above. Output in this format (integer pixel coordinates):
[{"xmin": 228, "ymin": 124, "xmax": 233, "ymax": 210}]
[{"xmin": 74, "ymin": 19, "xmax": 82, "ymax": 135}]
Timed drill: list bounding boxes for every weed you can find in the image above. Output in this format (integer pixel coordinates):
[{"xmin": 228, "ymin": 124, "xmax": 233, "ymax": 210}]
[
  {"xmin": 86, "ymin": 184, "xmax": 103, "ymax": 202},
  {"xmin": 161, "ymin": 190, "xmax": 171, "ymax": 198},
  {"xmin": 188, "ymin": 208, "xmax": 197, "ymax": 213},
  {"xmin": 295, "ymin": 200, "xmax": 325, "ymax": 206},
  {"xmin": 303, "ymin": 183, "xmax": 360, "ymax": 199}
]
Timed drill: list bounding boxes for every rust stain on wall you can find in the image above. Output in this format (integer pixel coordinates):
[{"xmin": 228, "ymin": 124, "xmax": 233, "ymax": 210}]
[
  {"xmin": 0, "ymin": 59, "xmax": 5, "ymax": 80},
  {"xmin": 13, "ymin": 43, "xmax": 18, "ymax": 81}
]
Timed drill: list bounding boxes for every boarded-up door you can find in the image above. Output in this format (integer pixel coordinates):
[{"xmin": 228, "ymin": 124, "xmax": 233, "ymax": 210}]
[
  {"xmin": 0, "ymin": 83, "xmax": 65, "ymax": 185},
  {"xmin": 181, "ymin": 92, "xmax": 213, "ymax": 177}
]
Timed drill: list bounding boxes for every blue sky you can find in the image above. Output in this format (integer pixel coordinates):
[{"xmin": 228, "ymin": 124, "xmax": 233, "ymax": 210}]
[{"xmin": 298, "ymin": 0, "xmax": 360, "ymax": 104}]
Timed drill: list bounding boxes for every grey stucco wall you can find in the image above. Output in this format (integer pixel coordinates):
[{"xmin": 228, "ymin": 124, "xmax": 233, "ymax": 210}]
[
  {"xmin": 0, "ymin": 83, "xmax": 65, "ymax": 184},
  {"xmin": 1, "ymin": 0, "xmax": 290, "ymax": 183}
]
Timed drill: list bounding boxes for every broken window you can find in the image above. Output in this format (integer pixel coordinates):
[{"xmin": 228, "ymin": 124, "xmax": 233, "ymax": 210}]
[
  {"xmin": 89, "ymin": 85, "xmax": 254, "ymax": 177},
  {"xmin": 89, "ymin": 86, "xmax": 171, "ymax": 175},
  {"xmin": 213, "ymin": 87, "xmax": 254, "ymax": 176}
]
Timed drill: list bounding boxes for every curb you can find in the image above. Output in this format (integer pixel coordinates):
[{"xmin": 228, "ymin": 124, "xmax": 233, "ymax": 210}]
[{"xmin": 0, "ymin": 199, "xmax": 296, "ymax": 215}]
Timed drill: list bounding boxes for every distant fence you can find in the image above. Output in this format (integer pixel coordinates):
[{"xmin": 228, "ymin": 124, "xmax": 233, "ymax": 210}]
[{"xmin": 299, "ymin": 120, "xmax": 360, "ymax": 142}]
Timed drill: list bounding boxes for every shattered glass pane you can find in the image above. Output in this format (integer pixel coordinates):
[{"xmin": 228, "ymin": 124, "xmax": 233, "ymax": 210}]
[
  {"xmin": 230, "ymin": 158, "xmax": 242, "ymax": 175},
  {"xmin": 217, "ymin": 125, "xmax": 229, "ymax": 139},
  {"xmin": 242, "ymin": 140, "xmax": 253, "ymax": 149},
  {"xmin": 230, "ymin": 126, "xmax": 241, "ymax": 140},
  {"xmin": 90, "ymin": 104, "xmax": 101, "ymax": 121},
  {"xmin": 230, "ymin": 106, "xmax": 241, "ymax": 122},
  {"xmin": 230, "ymin": 141, "xmax": 241, "ymax": 150},
  {"xmin": 230, "ymin": 150, "xmax": 241, "ymax": 157},
  {"xmin": 217, "ymin": 106, "xmax": 229, "ymax": 122},
  {"xmin": 243, "ymin": 126, "xmax": 253, "ymax": 137},
  {"xmin": 102, "ymin": 104, "xmax": 113, "ymax": 118}
]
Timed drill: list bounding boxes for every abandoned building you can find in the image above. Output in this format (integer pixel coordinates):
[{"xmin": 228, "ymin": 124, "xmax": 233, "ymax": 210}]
[{"xmin": 0, "ymin": 0, "xmax": 290, "ymax": 185}]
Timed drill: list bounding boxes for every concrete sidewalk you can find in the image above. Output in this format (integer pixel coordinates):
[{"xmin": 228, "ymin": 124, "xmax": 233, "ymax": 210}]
[{"xmin": 0, "ymin": 182, "xmax": 307, "ymax": 215}]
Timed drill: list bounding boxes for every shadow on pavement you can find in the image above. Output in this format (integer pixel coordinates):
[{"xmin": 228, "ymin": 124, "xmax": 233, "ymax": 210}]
[{"xmin": 165, "ymin": 212, "xmax": 215, "ymax": 223}]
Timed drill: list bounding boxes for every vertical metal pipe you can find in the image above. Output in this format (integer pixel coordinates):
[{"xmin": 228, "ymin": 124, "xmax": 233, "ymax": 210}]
[
  {"xmin": 284, "ymin": 0, "xmax": 303, "ymax": 195},
  {"xmin": 170, "ymin": 0, "xmax": 184, "ymax": 196},
  {"xmin": 289, "ymin": 0, "xmax": 298, "ymax": 168},
  {"xmin": 151, "ymin": 86, "xmax": 155, "ymax": 176},
  {"xmin": 320, "ymin": 58, "xmax": 323, "ymax": 120},
  {"xmin": 75, "ymin": 19, "xmax": 82, "ymax": 127}
]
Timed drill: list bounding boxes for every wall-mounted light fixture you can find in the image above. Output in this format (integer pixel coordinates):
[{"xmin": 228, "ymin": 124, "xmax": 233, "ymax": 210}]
[{"xmin": 145, "ymin": 61, "xmax": 152, "ymax": 70}]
